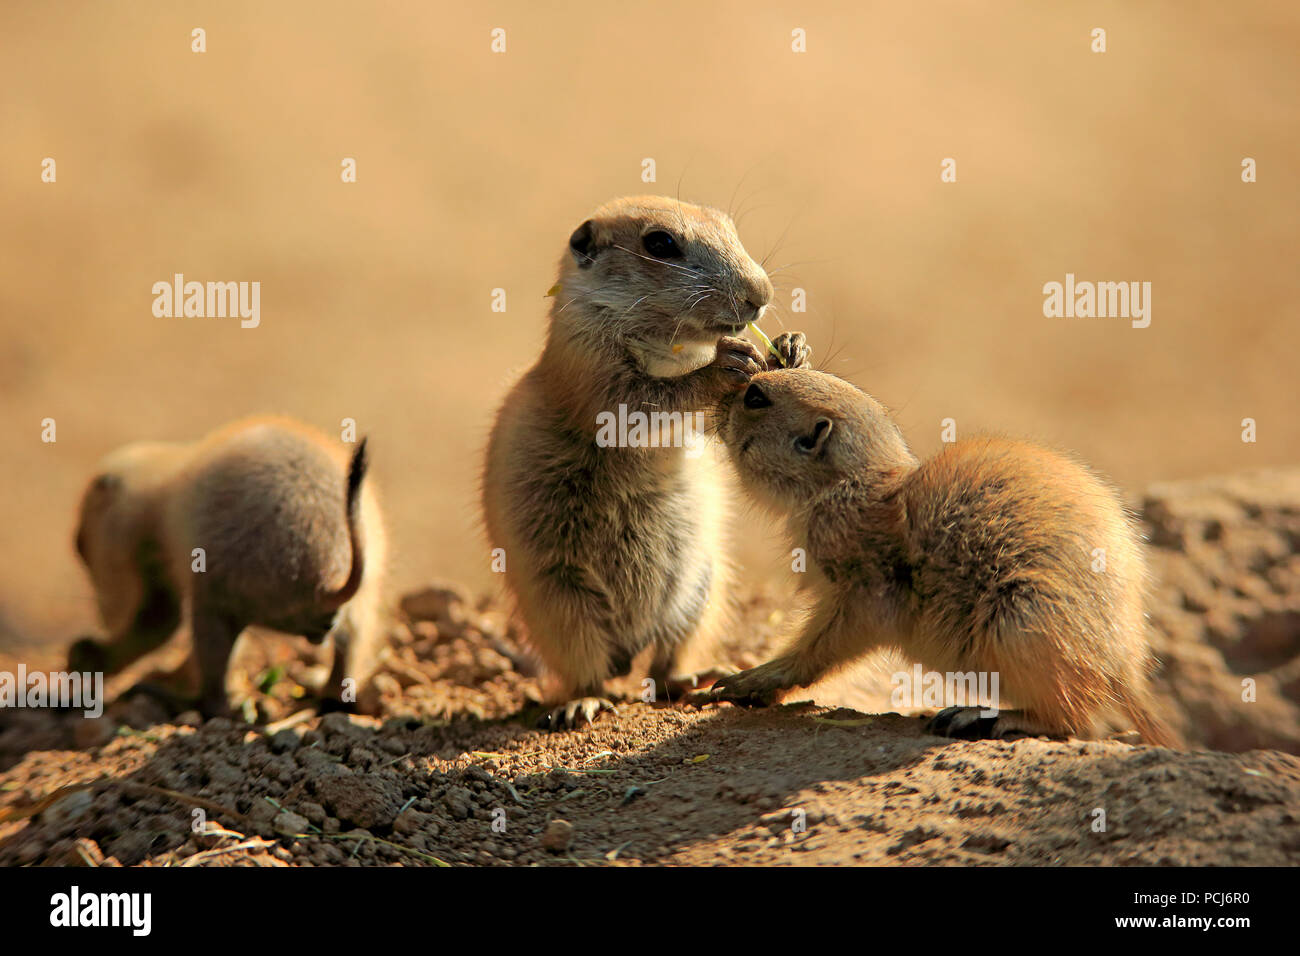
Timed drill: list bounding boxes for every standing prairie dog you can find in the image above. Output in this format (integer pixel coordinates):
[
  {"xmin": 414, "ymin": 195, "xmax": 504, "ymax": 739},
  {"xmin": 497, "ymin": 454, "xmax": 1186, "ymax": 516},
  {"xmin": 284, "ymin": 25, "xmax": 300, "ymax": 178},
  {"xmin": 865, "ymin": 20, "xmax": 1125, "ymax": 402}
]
[
  {"xmin": 709, "ymin": 369, "xmax": 1178, "ymax": 747},
  {"xmin": 483, "ymin": 195, "xmax": 810, "ymax": 729},
  {"xmin": 70, "ymin": 416, "xmax": 388, "ymax": 718}
]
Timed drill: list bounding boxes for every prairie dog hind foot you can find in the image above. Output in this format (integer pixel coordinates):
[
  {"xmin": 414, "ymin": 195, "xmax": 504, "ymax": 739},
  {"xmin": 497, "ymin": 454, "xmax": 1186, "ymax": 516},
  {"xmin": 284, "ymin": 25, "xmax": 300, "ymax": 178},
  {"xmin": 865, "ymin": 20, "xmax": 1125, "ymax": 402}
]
[
  {"xmin": 707, "ymin": 657, "xmax": 802, "ymax": 707},
  {"xmin": 536, "ymin": 696, "xmax": 619, "ymax": 730},
  {"xmin": 656, "ymin": 665, "xmax": 738, "ymax": 701},
  {"xmin": 927, "ymin": 706, "xmax": 1062, "ymax": 742}
]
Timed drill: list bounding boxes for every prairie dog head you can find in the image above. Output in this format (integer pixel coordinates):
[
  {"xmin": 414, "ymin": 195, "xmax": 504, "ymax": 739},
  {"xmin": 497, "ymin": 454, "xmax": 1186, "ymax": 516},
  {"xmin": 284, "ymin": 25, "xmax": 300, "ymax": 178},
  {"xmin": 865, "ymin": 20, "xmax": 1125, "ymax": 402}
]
[
  {"xmin": 554, "ymin": 195, "xmax": 774, "ymax": 376},
  {"xmin": 719, "ymin": 369, "xmax": 917, "ymax": 507},
  {"xmin": 75, "ymin": 441, "xmax": 186, "ymax": 637}
]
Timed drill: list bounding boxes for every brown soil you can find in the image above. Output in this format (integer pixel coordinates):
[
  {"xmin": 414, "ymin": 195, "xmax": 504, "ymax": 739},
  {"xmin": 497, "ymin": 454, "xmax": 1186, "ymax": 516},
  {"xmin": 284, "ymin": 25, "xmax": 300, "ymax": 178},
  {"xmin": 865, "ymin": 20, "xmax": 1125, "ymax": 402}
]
[{"xmin": 1, "ymin": 470, "xmax": 1298, "ymax": 867}]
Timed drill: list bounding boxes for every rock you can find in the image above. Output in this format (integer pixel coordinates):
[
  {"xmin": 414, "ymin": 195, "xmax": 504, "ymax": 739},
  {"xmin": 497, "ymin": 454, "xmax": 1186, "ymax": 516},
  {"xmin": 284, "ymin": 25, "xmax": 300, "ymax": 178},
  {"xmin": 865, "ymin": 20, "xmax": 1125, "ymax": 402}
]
[
  {"xmin": 104, "ymin": 830, "xmax": 154, "ymax": 866},
  {"xmin": 475, "ymin": 609, "xmax": 508, "ymax": 638},
  {"xmin": 758, "ymin": 808, "xmax": 802, "ymax": 832},
  {"xmin": 408, "ymin": 620, "xmax": 441, "ymax": 644},
  {"xmin": 12, "ymin": 837, "xmax": 45, "ymax": 866},
  {"xmin": 314, "ymin": 772, "xmax": 404, "ymax": 830},
  {"xmin": 273, "ymin": 811, "xmax": 310, "ymax": 837},
  {"xmin": 541, "ymin": 819, "xmax": 574, "ymax": 853},
  {"xmin": 393, "ymin": 808, "xmax": 440, "ymax": 839},
  {"xmin": 41, "ymin": 788, "xmax": 94, "ymax": 827},
  {"xmin": 268, "ymin": 729, "xmax": 301, "ymax": 754},
  {"xmin": 298, "ymin": 746, "xmax": 350, "ymax": 770},
  {"xmin": 370, "ymin": 673, "xmax": 402, "ymax": 698},
  {"xmin": 298, "ymin": 801, "xmax": 327, "ymax": 826},
  {"xmin": 319, "ymin": 711, "xmax": 363, "ymax": 739},
  {"xmin": 245, "ymin": 799, "xmax": 280, "ymax": 834},
  {"xmin": 206, "ymin": 761, "xmax": 245, "ymax": 788},
  {"xmin": 443, "ymin": 786, "xmax": 473, "ymax": 820},
  {"xmin": 400, "ymin": 585, "xmax": 470, "ymax": 628},
  {"xmin": 544, "ymin": 769, "xmax": 575, "ymax": 791}
]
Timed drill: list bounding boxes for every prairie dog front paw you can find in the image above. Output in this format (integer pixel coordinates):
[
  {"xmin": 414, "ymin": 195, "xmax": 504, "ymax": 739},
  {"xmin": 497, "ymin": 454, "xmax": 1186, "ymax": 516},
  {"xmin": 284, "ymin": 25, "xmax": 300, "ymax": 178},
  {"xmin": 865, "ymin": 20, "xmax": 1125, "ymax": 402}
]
[{"xmin": 768, "ymin": 331, "xmax": 812, "ymax": 370}]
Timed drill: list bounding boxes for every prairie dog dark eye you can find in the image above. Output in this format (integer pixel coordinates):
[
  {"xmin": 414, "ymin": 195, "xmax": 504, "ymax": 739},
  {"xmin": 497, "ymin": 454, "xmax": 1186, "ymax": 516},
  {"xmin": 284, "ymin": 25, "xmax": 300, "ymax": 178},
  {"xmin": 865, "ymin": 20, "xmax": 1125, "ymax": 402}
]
[
  {"xmin": 642, "ymin": 230, "xmax": 682, "ymax": 259},
  {"xmin": 743, "ymin": 384, "xmax": 771, "ymax": 409}
]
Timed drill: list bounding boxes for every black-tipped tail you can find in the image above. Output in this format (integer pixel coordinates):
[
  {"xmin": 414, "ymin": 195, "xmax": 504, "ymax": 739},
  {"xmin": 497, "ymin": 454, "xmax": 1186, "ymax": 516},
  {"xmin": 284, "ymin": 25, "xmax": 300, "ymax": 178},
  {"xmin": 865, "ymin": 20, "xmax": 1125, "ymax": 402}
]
[{"xmin": 347, "ymin": 437, "xmax": 368, "ymax": 509}]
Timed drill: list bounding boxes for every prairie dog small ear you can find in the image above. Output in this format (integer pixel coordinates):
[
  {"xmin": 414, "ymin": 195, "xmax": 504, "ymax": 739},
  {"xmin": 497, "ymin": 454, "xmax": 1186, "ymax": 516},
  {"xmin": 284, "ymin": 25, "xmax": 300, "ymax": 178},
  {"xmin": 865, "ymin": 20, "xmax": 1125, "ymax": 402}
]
[
  {"xmin": 90, "ymin": 472, "xmax": 123, "ymax": 495},
  {"xmin": 794, "ymin": 418, "xmax": 833, "ymax": 455},
  {"xmin": 569, "ymin": 219, "xmax": 597, "ymax": 268}
]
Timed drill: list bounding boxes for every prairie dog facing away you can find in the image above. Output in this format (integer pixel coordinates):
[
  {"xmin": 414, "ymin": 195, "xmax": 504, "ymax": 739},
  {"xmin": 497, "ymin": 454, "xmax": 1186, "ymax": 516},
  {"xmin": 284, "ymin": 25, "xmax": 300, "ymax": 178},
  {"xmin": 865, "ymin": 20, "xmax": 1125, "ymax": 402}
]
[
  {"xmin": 483, "ymin": 195, "xmax": 810, "ymax": 729},
  {"xmin": 709, "ymin": 369, "xmax": 1178, "ymax": 747},
  {"xmin": 70, "ymin": 416, "xmax": 387, "ymax": 718}
]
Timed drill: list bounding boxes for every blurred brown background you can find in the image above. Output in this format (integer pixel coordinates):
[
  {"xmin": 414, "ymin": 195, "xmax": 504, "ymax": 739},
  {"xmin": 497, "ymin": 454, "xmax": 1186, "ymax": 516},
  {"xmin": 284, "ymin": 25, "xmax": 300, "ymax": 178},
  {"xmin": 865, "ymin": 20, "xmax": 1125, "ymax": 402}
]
[{"xmin": 2, "ymin": 1, "xmax": 1296, "ymax": 650}]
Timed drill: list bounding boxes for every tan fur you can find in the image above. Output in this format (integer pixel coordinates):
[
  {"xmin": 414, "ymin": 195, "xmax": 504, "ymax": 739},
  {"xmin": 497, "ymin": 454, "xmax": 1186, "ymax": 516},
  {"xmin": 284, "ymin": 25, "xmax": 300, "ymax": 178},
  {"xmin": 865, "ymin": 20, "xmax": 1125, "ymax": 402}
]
[
  {"xmin": 71, "ymin": 415, "xmax": 388, "ymax": 717},
  {"xmin": 481, "ymin": 195, "xmax": 796, "ymax": 728},
  {"xmin": 711, "ymin": 369, "xmax": 1179, "ymax": 747}
]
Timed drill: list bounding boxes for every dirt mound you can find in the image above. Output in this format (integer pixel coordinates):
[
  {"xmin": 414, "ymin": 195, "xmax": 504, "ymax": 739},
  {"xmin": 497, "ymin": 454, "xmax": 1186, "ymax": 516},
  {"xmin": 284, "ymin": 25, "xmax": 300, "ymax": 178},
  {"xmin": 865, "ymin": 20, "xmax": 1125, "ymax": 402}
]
[
  {"xmin": 1, "ymin": 469, "xmax": 1298, "ymax": 866},
  {"xmin": 3, "ymin": 705, "xmax": 1296, "ymax": 868},
  {"xmin": 1142, "ymin": 470, "xmax": 1300, "ymax": 752}
]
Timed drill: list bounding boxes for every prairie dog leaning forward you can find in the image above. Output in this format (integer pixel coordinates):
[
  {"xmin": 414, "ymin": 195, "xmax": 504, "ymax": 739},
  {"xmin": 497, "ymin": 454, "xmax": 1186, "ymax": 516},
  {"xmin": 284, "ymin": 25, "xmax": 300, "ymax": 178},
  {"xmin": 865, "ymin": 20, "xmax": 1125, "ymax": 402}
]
[
  {"xmin": 70, "ymin": 416, "xmax": 387, "ymax": 717},
  {"xmin": 709, "ymin": 369, "xmax": 1178, "ymax": 747},
  {"xmin": 483, "ymin": 195, "xmax": 810, "ymax": 728}
]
